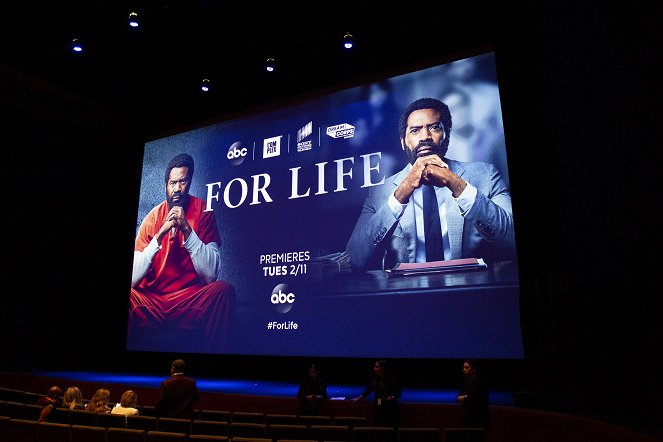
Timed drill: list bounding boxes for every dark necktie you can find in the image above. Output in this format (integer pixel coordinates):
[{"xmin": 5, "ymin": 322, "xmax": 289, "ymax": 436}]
[{"xmin": 423, "ymin": 185, "xmax": 444, "ymax": 261}]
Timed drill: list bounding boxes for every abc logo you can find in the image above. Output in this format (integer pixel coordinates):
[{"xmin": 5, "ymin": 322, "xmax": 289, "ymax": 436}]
[
  {"xmin": 227, "ymin": 141, "xmax": 248, "ymax": 166},
  {"xmin": 271, "ymin": 283, "xmax": 295, "ymax": 314}
]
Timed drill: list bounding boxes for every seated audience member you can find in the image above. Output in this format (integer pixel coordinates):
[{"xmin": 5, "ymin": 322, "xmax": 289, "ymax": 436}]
[
  {"xmin": 112, "ymin": 390, "xmax": 140, "ymax": 418},
  {"xmin": 87, "ymin": 388, "xmax": 112, "ymax": 413},
  {"xmin": 36, "ymin": 385, "xmax": 63, "ymax": 406},
  {"xmin": 62, "ymin": 386, "xmax": 86, "ymax": 410},
  {"xmin": 36, "ymin": 385, "xmax": 64, "ymax": 422}
]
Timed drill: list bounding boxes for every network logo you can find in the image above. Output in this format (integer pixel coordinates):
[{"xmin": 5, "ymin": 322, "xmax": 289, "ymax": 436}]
[
  {"xmin": 297, "ymin": 121, "xmax": 313, "ymax": 152},
  {"xmin": 270, "ymin": 283, "xmax": 295, "ymax": 314},
  {"xmin": 263, "ymin": 135, "xmax": 282, "ymax": 159},
  {"xmin": 326, "ymin": 123, "xmax": 355, "ymax": 139},
  {"xmin": 226, "ymin": 141, "xmax": 248, "ymax": 166}
]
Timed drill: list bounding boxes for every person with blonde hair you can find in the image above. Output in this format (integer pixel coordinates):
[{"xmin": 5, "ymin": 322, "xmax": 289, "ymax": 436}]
[
  {"xmin": 87, "ymin": 388, "xmax": 112, "ymax": 413},
  {"xmin": 62, "ymin": 386, "xmax": 85, "ymax": 410},
  {"xmin": 112, "ymin": 390, "xmax": 140, "ymax": 417}
]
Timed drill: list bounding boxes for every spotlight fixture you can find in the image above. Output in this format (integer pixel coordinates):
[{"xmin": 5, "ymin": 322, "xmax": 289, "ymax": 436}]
[
  {"xmin": 128, "ymin": 11, "xmax": 139, "ymax": 28},
  {"xmin": 200, "ymin": 78, "xmax": 211, "ymax": 93},
  {"xmin": 343, "ymin": 32, "xmax": 354, "ymax": 49},
  {"xmin": 265, "ymin": 57, "xmax": 275, "ymax": 72},
  {"xmin": 71, "ymin": 38, "xmax": 83, "ymax": 53}
]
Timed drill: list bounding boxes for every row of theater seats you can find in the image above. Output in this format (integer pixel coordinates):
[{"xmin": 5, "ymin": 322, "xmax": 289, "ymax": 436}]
[
  {"xmin": 1, "ymin": 400, "xmax": 371, "ymax": 429},
  {"xmin": 0, "ymin": 416, "xmax": 485, "ymax": 442},
  {"xmin": 0, "ymin": 387, "xmax": 485, "ymax": 441},
  {"xmin": 0, "ymin": 412, "xmax": 441, "ymax": 442}
]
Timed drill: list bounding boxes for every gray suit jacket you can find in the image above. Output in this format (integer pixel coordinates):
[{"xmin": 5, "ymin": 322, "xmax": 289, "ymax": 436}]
[{"xmin": 345, "ymin": 159, "xmax": 516, "ymax": 271}]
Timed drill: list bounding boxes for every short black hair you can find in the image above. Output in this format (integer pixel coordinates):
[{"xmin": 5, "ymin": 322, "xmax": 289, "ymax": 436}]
[
  {"xmin": 398, "ymin": 97, "xmax": 452, "ymax": 153},
  {"xmin": 172, "ymin": 359, "xmax": 186, "ymax": 372},
  {"xmin": 375, "ymin": 359, "xmax": 389, "ymax": 369},
  {"xmin": 164, "ymin": 153, "xmax": 194, "ymax": 183},
  {"xmin": 464, "ymin": 358, "xmax": 479, "ymax": 370}
]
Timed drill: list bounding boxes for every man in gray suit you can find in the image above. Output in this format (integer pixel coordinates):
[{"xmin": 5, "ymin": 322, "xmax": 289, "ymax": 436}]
[{"xmin": 346, "ymin": 97, "xmax": 516, "ymax": 271}]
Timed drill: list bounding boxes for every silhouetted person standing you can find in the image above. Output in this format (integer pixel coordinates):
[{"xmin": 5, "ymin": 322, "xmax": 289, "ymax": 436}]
[
  {"xmin": 297, "ymin": 363, "xmax": 328, "ymax": 416},
  {"xmin": 155, "ymin": 359, "xmax": 199, "ymax": 419},
  {"xmin": 457, "ymin": 359, "xmax": 490, "ymax": 429},
  {"xmin": 352, "ymin": 359, "xmax": 402, "ymax": 427}
]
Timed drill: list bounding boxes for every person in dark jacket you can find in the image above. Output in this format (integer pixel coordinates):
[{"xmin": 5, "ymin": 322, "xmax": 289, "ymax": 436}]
[
  {"xmin": 457, "ymin": 358, "xmax": 490, "ymax": 429},
  {"xmin": 352, "ymin": 359, "xmax": 402, "ymax": 427},
  {"xmin": 297, "ymin": 363, "xmax": 328, "ymax": 416},
  {"xmin": 155, "ymin": 359, "xmax": 199, "ymax": 419}
]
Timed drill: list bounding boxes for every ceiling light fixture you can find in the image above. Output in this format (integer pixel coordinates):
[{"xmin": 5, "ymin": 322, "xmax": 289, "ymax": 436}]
[
  {"xmin": 128, "ymin": 11, "xmax": 139, "ymax": 28},
  {"xmin": 266, "ymin": 57, "xmax": 275, "ymax": 72},
  {"xmin": 343, "ymin": 32, "xmax": 354, "ymax": 49},
  {"xmin": 71, "ymin": 38, "xmax": 83, "ymax": 53}
]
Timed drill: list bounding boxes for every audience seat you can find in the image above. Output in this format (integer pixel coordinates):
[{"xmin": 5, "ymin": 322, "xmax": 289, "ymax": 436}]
[
  {"xmin": 398, "ymin": 426, "xmax": 441, "ymax": 442},
  {"xmin": 187, "ymin": 436, "xmax": 229, "ymax": 441},
  {"xmin": 70, "ymin": 424, "xmax": 107, "ymax": 442},
  {"xmin": 199, "ymin": 410, "xmax": 231, "ymax": 423},
  {"xmin": 352, "ymin": 425, "xmax": 397, "ymax": 442},
  {"xmin": 333, "ymin": 416, "xmax": 367, "ymax": 429},
  {"xmin": 138, "ymin": 406, "xmax": 156, "ymax": 417},
  {"xmin": 442, "ymin": 427, "xmax": 485, "ymax": 442},
  {"xmin": 157, "ymin": 417, "xmax": 191, "ymax": 434},
  {"xmin": 274, "ymin": 440, "xmax": 316, "ymax": 442},
  {"xmin": 265, "ymin": 413, "xmax": 299, "ymax": 426},
  {"xmin": 4, "ymin": 401, "xmax": 25, "ymax": 419},
  {"xmin": 229, "ymin": 422, "xmax": 269, "ymax": 439},
  {"xmin": 127, "ymin": 415, "xmax": 158, "ymax": 432},
  {"xmin": 0, "ymin": 415, "xmax": 10, "ymax": 442},
  {"xmin": 20, "ymin": 392, "xmax": 43, "ymax": 404},
  {"xmin": 231, "ymin": 411, "xmax": 265, "ymax": 423},
  {"xmin": 309, "ymin": 424, "xmax": 352, "ymax": 442},
  {"xmin": 48, "ymin": 408, "xmax": 71, "ymax": 425},
  {"xmin": 191, "ymin": 419, "xmax": 229, "ymax": 437},
  {"xmin": 36, "ymin": 421, "xmax": 71, "ymax": 442},
  {"xmin": 145, "ymin": 430, "xmax": 187, "ymax": 441},
  {"xmin": 268, "ymin": 423, "xmax": 309, "ymax": 441},
  {"xmin": 7, "ymin": 418, "xmax": 37, "ymax": 442},
  {"xmin": 0, "ymin": 388, "xmax": 13, "ymax": 401},
  {"xmin": 230, "ymin": 438, "xmax": 271, "ymax": 442},
  {"xmin": 23, "ymin": 404, "xmax": 43, "ymax": 421},
  {"xmin": 107, "ymin": 427, "xmax": 146, "ymax": 442},
  {"xmin": 97, "ymin": 412, "xmax": 128, "ymax": 429},
  {"xmin": 299, "ymin": 415, "xmax": 332, "ymax": 427},
  {"xmin": 70, "ymin": 409, "xmax": 97, "ymax": 426},
  {"xmin": 0, "ymin": 388, "xmax": 26, "ymax": 402}
]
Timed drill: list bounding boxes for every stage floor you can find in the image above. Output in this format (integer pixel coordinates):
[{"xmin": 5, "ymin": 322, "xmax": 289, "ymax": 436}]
[{"xmin": 35, "ymin": 371, "xmax": 514, "ymax": 405}]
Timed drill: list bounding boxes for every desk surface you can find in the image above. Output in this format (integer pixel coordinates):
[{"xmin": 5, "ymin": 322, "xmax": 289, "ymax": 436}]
[{"xmin": 305, "ymin": 260, "xmax": 519, "ymax": 297}]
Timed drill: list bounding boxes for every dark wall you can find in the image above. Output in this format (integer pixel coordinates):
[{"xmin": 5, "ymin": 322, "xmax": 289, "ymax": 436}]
[{"xmin": 1, "ymin": 5, "xmax": 661, "ymax": 430}]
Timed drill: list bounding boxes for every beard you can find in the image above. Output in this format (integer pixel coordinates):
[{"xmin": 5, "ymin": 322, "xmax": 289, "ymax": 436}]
[
  {"xmin": 405, "ymin": 140, "xmax": 447, "ymax": 165},
  {"xmin": 167, "ymin": 192, "xmax": 189, "ymax": 210}
]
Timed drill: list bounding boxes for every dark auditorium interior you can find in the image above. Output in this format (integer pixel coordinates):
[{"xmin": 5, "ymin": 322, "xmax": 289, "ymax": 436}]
[{"xmin": 1, "ymin": 2, "xmax": 661, "ymax": 442}]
